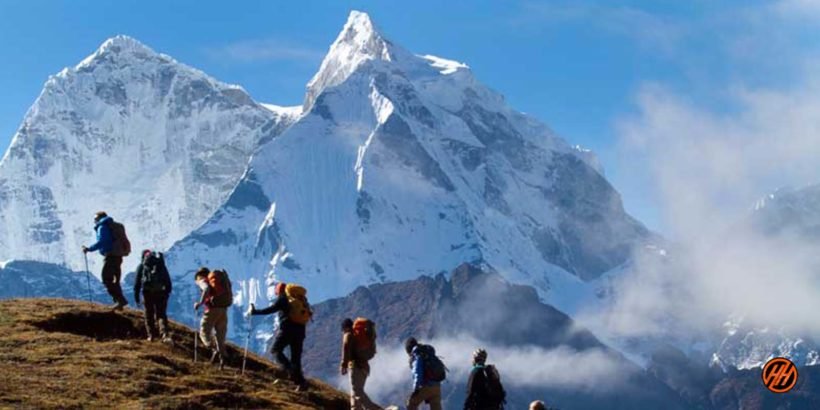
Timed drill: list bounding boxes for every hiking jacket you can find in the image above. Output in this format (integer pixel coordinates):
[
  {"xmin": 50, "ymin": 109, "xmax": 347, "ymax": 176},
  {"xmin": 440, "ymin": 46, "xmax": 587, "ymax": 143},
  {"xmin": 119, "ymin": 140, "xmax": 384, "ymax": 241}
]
[
  {"xmin": 133, "ymin": 254, "xmax": 172, "ymax": 298},
  {"xmin": 411, "ymin": 346, "xmax": 440, "ymax": 390},
  {"xmin": 341, "ymin": 330, "xmax": 369, "ymax": 370},
  {"xmin": 464, "ymin": 365, "xmax": 502, "ymax": 410},
  {"xmin": 253, "ymin": 293, "xmax": 296, "ymax": 325},
  {"xmin": 87, "ymin": 216, "xmax": 113, "ymax": 255}
]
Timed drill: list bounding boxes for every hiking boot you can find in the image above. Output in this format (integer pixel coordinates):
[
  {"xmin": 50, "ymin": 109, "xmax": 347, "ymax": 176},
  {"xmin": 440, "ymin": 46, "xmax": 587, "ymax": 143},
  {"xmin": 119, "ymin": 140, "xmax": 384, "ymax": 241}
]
[
  {"xmin": 111, "ymin": 301, "xmax": 126, "ymax": 311},
  {"xmin": 294, "ymin": 383, "xmax": 309, "ymax": 393},
  {"xmin": 210, "ymin": 351, "xmax": 225, "ymax": 369},
  {"xmin": 146, "ymin": 335, "xmax": 155, "ymax": 342},
  {"xmin": 161, "ymin": 335, "xmax": 172, "ymax": 344}
]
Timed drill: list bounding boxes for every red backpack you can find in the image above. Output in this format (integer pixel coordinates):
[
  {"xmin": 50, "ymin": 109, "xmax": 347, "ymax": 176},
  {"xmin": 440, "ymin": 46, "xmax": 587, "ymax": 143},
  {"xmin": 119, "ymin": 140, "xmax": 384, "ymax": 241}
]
[{"xmin": 207, "ymin": 270, "xmax": 233, "ymax": 308}]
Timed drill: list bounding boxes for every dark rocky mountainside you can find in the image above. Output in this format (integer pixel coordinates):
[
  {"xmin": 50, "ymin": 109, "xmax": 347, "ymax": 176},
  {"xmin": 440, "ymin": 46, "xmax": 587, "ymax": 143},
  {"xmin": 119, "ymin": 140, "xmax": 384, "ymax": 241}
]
[{"xmin": 303, "ymin": 263, "xmax": 687, "ymax": 410}]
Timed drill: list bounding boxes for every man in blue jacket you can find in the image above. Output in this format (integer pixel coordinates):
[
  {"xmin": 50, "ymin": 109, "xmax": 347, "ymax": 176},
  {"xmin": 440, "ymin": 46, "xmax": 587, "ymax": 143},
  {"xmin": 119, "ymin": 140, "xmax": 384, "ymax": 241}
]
[
  {"xmin": 82, "ymin": 211, "xmax": 128, "ymax": 310},
  {"xmin": 405, "ymin": 337, "xmax": 442, "ymax": 410}
]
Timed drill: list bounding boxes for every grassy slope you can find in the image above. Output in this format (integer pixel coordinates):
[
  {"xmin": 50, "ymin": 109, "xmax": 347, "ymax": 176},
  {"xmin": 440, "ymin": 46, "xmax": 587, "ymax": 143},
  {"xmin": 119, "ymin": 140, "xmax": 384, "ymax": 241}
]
[{"xmin": 0, "ymin": 298, "xmax": 348, "ymax": 409}]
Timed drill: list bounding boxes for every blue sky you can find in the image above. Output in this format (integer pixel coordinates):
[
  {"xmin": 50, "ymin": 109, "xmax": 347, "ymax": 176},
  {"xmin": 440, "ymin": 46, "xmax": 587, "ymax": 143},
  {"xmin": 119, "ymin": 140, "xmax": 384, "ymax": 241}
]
[{"xmin": 1, "ymin": 0, "xmax": 818, "ymax": 234}]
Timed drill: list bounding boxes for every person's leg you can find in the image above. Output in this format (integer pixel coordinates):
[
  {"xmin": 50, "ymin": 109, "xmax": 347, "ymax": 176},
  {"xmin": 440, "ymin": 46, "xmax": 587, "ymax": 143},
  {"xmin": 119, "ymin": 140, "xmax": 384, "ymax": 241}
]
[
  {"xmin": 100, "ymin": 257, "xmax": 117, "ymax": 304},
  {"xmin": 103, "ymin": 255, "xmax": 127, "ymax": 305},
  {"xmin": 143, "ymin": 291, "xmax": 158, "ymax": 338},
  {"xmin": 407, "ymin": 389, "xmax": 424, "ymax": 410},
  {"xmin": 271, "ymin": 330, "xmax": 292, "ymax": 370},
  {"xmin": 290, "ymin": 333, "xmax": 306, "ymax": 385},
  {"xmin": 157, "ymin": 292, "xmax": 169, "ymax": 339},
  {"xmin": 359, "ymin": 369, "xmax": 381, "ymax": 410},
  {"xmin": 351, "ymin": 367, "xmax": 381, "ymax": 410},
  {"xmin": 428, "ymin": 385, "xmax": 442, "ymax": 410},
  {"xmin": 214, "ymin": 307, "xmax": 228, "ymax": 358},
  {"xmin": 199, "ymin": 309, "xmax": 215, "ymax": 349}
]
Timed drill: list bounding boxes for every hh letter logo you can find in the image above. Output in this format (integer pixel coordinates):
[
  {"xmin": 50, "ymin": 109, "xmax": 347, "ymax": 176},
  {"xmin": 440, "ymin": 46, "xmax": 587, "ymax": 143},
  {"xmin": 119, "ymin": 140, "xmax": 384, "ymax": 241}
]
[{"xmin": 762, "ymin": 357, "xmax": 798, "ymax": 393}]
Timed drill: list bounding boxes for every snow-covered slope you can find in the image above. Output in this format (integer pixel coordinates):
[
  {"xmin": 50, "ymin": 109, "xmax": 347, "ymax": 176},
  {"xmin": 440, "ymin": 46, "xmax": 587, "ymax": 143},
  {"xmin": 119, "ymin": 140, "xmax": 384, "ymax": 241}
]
[
  {"xmin": 0, "ymin": 36, "xmax": 292, "ymax": 274},
  {"xmin": 166, "ymin": 11, "xmax": 650, "ymax": 319}
]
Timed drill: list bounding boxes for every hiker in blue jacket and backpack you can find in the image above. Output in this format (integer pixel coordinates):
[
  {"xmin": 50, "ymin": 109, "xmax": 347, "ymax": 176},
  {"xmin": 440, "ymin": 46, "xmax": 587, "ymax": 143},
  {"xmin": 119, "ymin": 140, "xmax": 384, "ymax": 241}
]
[
  {"xmin": 405, "ymin": 337, "xmax": 444, "ymax": 410},
  {"xmin": 82, "ymin": 211, "xmax": 130, "ymax": 310}
]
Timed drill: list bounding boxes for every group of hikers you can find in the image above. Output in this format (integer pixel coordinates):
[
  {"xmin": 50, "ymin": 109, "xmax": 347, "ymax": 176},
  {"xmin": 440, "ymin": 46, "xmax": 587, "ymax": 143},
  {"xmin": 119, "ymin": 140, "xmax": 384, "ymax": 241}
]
[{"xmin": 82, "ymin": 211, "xmax": 552, "ymax": 409}]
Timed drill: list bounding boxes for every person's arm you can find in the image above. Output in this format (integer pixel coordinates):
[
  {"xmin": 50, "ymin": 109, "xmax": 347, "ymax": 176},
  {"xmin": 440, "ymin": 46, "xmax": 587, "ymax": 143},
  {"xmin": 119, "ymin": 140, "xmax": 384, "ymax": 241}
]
[
  {"xmin": 133, "ymin": 264, "xmax": 143, "ymax": 303},
  {"xmin": 411, "ymin": 353, "xmax": 425, "ymax": 391},
  {"xmin": 253, "ymin": 295, "xmax": 287, "ymax": 315},
  {"xmin": 195, "ymin": 284, "xmax": 210, "ymax": 309},
  {"xmin": 86, "ymin": 224, "xmax": 111, "ymax": 253},
  {"xmin": 341, "ymin": 332, "xmax": 353, "ymax": 369}
]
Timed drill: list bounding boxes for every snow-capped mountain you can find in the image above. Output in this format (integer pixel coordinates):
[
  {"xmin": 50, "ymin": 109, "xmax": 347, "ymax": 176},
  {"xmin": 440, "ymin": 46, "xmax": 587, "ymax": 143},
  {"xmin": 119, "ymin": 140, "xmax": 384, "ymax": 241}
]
[
  {"xmin": 0, "ymin": 35, "xmax": 296, "ymax": 274},
  {"xmin": 165, "ymin": 11, "xmax": 650, "ymax": 319}
]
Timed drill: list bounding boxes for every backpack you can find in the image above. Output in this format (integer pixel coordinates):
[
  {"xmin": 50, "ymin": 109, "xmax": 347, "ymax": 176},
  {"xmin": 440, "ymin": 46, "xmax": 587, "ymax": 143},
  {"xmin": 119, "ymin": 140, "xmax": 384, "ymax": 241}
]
[
  {"xmin": 416, "ymin": 344, "xmax": 447, "ymax": 383},
  {"xmin": 208, "ymin": 270, "xmax": 233, "ymax": 308},
  {"xmin": 284, "ymin": 284, "xmax": 312, "ymax": 325},
  {"xmin": 352, "ymin": 318, "xmax": 377, "ymax": 361},
  {"xmin": 141, "ymin": 252, "xmax": 168, "ymax": 292},
  {"xmin": 482, "ymin": 365, "xmax": 506, "ymax": 407},
  {"xmin": 108, "ymin": 221, "xmax": 131, "ymax": 257}
]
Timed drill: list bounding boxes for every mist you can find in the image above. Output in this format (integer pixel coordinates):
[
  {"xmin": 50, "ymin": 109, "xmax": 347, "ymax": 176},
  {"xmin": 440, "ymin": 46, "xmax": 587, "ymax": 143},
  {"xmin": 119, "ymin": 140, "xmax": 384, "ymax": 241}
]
[
  {"xmin": 331, "ymin": 334, "xmax": 630, "ymax": 406},
  {"xmin": 586, "ymin": 65, "xmax": 820, "ymax": 351}
]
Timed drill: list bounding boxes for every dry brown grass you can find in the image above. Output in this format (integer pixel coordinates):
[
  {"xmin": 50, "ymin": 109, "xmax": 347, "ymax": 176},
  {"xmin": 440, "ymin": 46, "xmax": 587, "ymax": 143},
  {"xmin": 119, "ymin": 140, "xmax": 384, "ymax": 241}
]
[{"xmin": 0, "ymin": 298, "xmax": 348, "ymax": 409}]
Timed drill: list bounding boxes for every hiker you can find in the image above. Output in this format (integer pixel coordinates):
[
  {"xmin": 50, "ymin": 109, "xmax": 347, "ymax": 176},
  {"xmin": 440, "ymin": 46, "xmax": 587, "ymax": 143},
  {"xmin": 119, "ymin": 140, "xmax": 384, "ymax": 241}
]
[
  {"xmin": 193, "ymin": 267, "xmax": 232, "ymax": 369},
  {"xmin": 82, "ymin": 211, "xmax": 130, "ymax": 310},
  {"xmin": 464, "ymin": 349, "xmax": 506, "ymax": 410},
  {"xmin": 405, "ymin": 337, "xmax": 445, "ymax": 410},
  {"xmin": 340, "ymin": 318, "xmax": 381, "ymax": 410},
  {"xmin": 251, "ymin": 282, "xmax": 312, "ymax": 392},
  {"xmin": 133, "ymin": 249, "xmax": 172, "ymax": 342},
  {"xmin": 529, "ymin": 401, "xmax": 546, "ymax": 410}
]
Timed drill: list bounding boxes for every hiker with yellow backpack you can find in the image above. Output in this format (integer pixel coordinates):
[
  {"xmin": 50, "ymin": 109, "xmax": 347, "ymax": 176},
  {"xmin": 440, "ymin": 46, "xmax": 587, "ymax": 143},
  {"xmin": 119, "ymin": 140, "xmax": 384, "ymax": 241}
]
[
  {"xmin": 340, "ymin": 317, "xmax": 382, "ymax": 410},
  {"xmin": 251, "ymin": 282, "xmax": 312, "ymax": 392}
]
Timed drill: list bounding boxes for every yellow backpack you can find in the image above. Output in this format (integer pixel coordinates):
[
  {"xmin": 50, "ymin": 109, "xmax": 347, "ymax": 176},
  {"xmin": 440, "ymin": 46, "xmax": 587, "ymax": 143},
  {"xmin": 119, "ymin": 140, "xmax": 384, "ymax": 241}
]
[{"xmin": 285, "ymin": 284, "xmax": 312, "ymax": 325}]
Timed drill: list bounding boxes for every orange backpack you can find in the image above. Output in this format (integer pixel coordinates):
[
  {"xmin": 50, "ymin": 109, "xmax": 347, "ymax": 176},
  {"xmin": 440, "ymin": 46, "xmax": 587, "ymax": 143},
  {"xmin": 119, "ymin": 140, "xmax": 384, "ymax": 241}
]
[{"xmin": 352, "ymin": 318, "xmax": 377, "ymax": 360}]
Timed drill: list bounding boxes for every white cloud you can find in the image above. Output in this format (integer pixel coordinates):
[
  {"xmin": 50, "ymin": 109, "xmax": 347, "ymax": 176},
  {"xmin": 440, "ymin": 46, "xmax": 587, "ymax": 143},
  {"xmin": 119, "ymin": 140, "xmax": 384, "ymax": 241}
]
[
  {"xmin": 511, "ymin": 1, "xmax": 686, "ymax": 55},
  {"xmin": 205, "ymin": 38, "xmax": 324, "ymax": 64},
  {"xmin": 332, "ymin": 334, "xmax": 630, "ymax": 406}
]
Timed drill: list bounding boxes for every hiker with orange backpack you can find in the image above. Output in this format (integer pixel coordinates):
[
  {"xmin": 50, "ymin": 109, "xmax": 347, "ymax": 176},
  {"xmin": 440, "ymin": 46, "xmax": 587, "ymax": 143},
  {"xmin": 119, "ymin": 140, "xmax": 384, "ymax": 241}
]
[
  {"xmin": 193, "ymin": 267, "xmax": 233, "ymax": 369},
  {"xmin": 340, "ymin": 317, "xmax": 382, "ymax": 410},
  {"xmin": 82, "ymin": 211, "xmax": 130, "ymax": 311},
  {"xmin": 251, "ymin": 282, "xmax": 312, "ymax": 392}
]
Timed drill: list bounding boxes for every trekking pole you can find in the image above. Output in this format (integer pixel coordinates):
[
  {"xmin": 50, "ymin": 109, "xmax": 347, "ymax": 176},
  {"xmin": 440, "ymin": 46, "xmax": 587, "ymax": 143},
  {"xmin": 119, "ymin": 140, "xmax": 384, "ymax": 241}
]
[
  {"xmin": 193, "ymin": 309, "xmax": 200, "ymax": 363},
  {"xmin": 83, "ymin": 252, "xmax": 92, "ymax": 303},
  {"xmin": 242, "ymin": 304, "xmax": 253, "ymax": 375}
]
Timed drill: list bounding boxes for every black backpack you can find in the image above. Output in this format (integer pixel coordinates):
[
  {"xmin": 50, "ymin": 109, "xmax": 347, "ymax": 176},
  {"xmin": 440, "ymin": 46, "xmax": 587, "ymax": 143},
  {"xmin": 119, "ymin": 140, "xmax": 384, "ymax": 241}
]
[
  {"xmin": 417, "ymin": 344, "xmax": 447, "ymax": 383},
  {"xmin": 482, "ymin": 364, "xmax": 506, "ymax": 407},
  {"xmin": 142, "ymin": 252, "xmax": 169, "ymax": 292}
]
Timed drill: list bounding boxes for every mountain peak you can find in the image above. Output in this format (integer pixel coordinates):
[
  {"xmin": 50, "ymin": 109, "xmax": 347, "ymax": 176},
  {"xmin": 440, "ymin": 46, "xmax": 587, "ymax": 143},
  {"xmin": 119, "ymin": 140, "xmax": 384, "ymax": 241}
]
[
  {"xmin": 304, "ymin": 10, "xmax": 394, "ymax": 110},
  {"xmin": 75, "ymin": 34, "xmax": 166, "ymax": 70}
]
